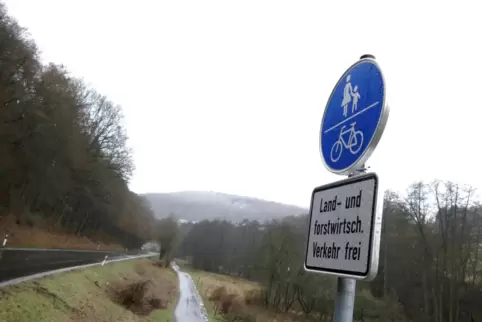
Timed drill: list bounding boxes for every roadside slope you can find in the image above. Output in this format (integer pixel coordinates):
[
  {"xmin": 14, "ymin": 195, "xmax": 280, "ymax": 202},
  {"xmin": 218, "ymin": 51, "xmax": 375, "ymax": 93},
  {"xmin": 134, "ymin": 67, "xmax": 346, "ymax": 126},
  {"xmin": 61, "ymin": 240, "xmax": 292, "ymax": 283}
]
[
  {"xmin": 0, "ymin": 258, "xmax": 178, "ymax": 322},
  {"xmin": 0, "ymin": 215, "xmax": 124, "ymax": 251}
]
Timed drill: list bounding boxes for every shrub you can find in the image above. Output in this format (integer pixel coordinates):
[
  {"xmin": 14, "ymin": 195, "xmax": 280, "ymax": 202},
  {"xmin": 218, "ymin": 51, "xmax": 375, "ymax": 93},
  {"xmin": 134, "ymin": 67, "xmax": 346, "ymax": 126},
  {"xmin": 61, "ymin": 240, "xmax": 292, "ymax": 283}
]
[
  {"xmin": 244, "ymin": 289, "xmax": 264, "ymax": 306},
  {"xmin": 209, "ymin": 286, "xmax": 228, "ymax": 301},
  {"xmin": 110, "ymin": 280, "xmax": 168, "ymax": 316},
  {"xmin": 225, "ymin": 311, "xmax": 256, "ymax": 322}
]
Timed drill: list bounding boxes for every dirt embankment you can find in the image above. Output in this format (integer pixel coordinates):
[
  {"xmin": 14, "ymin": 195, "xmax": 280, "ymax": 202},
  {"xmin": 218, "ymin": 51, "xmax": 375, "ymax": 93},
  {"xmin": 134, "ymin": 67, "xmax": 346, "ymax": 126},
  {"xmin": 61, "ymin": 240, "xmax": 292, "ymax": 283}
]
[
  {"xmin": 0, "ymin": 215, "xmax": 124, "ymax": 251},
  {"xmin": 0, "ymin": 258, "xmax": 178, "ymax": 322}
]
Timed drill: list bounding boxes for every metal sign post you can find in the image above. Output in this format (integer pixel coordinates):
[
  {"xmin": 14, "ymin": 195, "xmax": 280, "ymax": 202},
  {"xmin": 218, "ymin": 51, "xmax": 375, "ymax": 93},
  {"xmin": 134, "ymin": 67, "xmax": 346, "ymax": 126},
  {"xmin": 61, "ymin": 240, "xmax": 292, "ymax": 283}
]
[
  {"xmin": 333, "ymin": 168, "xmax": 368, "ymax": 322},
  {"xmin": 304, "ymin": 54, "xmax": 389, "ymax": 322},
  {"xmin": 334, "ymin": 277, "xmax": 357, "ymax": 322}
]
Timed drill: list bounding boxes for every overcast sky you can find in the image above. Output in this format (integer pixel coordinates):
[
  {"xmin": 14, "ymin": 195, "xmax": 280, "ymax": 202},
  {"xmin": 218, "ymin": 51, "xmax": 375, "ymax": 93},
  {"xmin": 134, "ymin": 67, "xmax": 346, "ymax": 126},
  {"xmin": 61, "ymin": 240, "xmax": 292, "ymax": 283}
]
[{"xmin": 4, "ymin": 0, "xmax": 482, "ymax": 207}]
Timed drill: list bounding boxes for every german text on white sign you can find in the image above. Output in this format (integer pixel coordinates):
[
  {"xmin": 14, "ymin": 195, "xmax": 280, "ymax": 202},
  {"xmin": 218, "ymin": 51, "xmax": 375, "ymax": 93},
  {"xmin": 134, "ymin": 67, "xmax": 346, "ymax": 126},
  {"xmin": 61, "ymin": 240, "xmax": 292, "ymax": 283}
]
[{"xmin": 304, "ymin": 173, "xmax": 381, "ymax": 280}]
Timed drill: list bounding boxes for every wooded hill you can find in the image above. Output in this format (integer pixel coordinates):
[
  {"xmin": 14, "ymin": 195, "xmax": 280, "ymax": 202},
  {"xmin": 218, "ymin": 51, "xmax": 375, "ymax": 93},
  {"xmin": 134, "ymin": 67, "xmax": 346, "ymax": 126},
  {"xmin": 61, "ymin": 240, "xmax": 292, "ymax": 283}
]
[
  {"xmin": 177, "ymin": 181, "xmax": 482, "ymax": 322},
  {"xmin": 143, "ymin": 191, "xmax": 306, "ymax": 223},
  {"xmin": 0, "ymin": 3, "xmax": 157, "ymax": 248}
]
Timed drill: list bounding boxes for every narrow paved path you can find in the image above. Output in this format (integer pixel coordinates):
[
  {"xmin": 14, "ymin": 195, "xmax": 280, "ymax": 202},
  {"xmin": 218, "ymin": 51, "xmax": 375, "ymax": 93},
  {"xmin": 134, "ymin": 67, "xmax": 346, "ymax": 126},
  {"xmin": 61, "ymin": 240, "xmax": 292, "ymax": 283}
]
[{"xmin": 172, "ymin": 262, "xmax": 208, "ymax": 322}]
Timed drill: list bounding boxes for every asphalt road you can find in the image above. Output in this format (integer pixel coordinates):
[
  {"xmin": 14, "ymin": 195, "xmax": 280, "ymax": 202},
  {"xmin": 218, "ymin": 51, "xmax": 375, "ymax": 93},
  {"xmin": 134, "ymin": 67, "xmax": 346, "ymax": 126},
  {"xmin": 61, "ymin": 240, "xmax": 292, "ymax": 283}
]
[
  {"xmin": 0, "ymin": 247, "xmax": 143, "ymax": 283},
  {"xmin": 172, "ymin": 262, "xmax": 208, "ymax": 322}
]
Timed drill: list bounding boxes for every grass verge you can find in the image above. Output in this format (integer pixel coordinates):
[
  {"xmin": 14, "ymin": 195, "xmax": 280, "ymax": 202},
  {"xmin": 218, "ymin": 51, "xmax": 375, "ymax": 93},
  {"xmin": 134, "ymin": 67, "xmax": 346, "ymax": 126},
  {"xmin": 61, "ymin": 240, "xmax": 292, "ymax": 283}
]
[
  {"xmin": 186, "ymin": 268, "xmax": 258, "ymax": 321},
  {"xmin": 0, "ymin": 258, "xmax": 178, "ymax": 322},
  {"xmin": 181, "ymin": 265, "xmax": 404, "ymax": 322},
  {"xmin": 184, "ymin": 267, "xmax": 299, "ymax": 322}
]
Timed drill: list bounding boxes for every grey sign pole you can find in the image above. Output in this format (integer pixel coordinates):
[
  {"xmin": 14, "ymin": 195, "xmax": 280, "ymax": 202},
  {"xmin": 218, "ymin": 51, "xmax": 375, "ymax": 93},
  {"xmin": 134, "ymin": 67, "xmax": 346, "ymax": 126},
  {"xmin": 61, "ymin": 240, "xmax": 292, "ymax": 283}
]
[
  {"xmin": 333, "ymin": 167, "xmax": 366, "ymax": 322},
  {"xmin": 333, "ymin": 278, "xmax": 357, "ymax": 322}
]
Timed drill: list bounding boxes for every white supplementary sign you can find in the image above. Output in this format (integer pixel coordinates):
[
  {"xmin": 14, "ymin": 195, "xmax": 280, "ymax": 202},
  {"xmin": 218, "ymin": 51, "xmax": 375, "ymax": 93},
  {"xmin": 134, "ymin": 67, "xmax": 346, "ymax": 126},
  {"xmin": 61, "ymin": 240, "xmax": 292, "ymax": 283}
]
[{"xmin": 304, "ymin": 173, "xmax": 382, "ymax": 281}]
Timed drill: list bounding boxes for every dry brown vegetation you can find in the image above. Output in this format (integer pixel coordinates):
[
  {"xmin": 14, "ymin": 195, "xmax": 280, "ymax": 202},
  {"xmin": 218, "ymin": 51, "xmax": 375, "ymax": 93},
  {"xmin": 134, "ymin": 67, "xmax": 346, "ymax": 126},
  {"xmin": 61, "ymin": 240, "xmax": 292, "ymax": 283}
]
[
  {"xmin": 109, "ymin": 280, "xmax": 168, "ymax": 316},
  {"xmin": 188, "ymin": 266, "xmax": 406, "ymax": 322},
  {"xmin": 208, "ymin": 286, "xmax": 243, "ymax": 315},
  {"xmin": 84, "ymin": 260, "xmax": 178, "ymax": 321},
  {"xmin": 0, "ymin": 215, "xmax": 124, "ymax": 250},
  {"xmin": 189, "ymin": 269, "xmax": 313, "ymax": 322},
  {"xmin": 106, "ymin": 260, "xmax": 177, "ymax": 317},
  {"xmin": 213, "ymin": 286, "xmax": 316, "ymax": 322}
]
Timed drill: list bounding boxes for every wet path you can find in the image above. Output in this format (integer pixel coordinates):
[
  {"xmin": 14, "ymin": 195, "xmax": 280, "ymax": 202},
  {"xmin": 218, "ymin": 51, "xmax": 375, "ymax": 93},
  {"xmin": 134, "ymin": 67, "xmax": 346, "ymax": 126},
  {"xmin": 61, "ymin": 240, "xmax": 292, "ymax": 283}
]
[{"xmin": 172, "ymin": 262, "xmax": 208, "ymax": 322}]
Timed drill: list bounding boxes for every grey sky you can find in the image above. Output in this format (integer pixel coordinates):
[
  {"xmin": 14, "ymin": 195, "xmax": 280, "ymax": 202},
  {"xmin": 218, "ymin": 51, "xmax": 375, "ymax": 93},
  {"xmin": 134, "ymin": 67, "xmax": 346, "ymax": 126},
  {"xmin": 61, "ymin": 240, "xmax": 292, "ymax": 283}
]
[{"xmin": 5, "ymin": 0, "xmax": 481, "ymax": 207}]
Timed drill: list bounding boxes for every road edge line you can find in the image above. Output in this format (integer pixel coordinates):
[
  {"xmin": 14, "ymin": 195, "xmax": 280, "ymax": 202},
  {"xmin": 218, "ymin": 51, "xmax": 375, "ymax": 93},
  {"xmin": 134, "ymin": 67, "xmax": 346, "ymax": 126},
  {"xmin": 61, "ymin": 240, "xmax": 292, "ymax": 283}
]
[{"xmin": 0, "ymin": 252, "xmax": 158, "ymax": 288}]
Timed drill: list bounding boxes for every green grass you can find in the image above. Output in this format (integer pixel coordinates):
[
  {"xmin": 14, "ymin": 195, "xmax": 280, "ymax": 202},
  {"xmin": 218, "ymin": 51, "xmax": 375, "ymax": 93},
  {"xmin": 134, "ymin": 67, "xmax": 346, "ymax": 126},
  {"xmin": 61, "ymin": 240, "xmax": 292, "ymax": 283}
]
[{"xmin": 0, "ymin": 258, "xmax": 178, "ymax": 322}]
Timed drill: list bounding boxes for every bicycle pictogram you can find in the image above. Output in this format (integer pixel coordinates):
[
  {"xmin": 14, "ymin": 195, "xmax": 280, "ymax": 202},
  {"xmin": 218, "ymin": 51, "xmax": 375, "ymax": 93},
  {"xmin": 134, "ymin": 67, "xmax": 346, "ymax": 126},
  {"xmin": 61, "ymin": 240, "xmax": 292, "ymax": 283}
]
[{"xmin": 330, "ymin": 122, "xmax": 364, "ymax": 162}]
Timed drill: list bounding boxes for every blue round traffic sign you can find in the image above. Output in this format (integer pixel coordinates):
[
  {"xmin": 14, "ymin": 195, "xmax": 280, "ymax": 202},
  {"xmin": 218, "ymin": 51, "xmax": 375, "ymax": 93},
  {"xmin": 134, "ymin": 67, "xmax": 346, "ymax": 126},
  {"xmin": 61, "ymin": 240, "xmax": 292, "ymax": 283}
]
[{"xmin": 320, "ymin": 58, "xmax": 388, "ymax": 174}]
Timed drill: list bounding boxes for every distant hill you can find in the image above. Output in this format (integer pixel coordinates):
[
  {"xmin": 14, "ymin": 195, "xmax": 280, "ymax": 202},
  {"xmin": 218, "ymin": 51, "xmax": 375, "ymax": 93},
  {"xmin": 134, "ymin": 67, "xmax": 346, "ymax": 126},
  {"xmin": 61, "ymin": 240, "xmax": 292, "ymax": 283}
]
[{"xmin": 142, "ymin": 191, "xmax": 307, "ymax": 223}]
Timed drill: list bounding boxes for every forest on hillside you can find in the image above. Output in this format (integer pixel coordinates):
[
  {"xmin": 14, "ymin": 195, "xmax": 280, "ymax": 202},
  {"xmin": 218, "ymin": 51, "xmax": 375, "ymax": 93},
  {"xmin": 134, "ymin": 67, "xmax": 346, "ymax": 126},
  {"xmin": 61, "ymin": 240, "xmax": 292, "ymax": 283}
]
[
  {"xmin": 3, "ymin": 3, "xmax": 482, "ymax": 320},
  {"xmin": 176, "ymin": 181, "xmax": 482, "ymax": 322},
  {"xmin": 0, "ymin": 4, "xmax": 158, "ymax": 247}
]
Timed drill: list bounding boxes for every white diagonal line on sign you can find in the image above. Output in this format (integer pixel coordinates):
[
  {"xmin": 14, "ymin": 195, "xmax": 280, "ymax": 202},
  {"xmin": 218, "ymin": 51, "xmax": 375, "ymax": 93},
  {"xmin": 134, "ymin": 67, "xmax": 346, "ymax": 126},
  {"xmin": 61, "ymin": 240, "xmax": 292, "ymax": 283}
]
[{"xmin": 323, "ymin": 101, "xmax": 380, "ymax": 134}]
